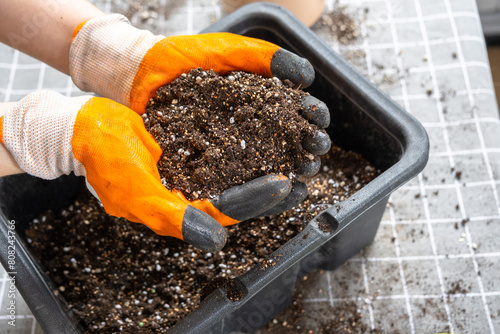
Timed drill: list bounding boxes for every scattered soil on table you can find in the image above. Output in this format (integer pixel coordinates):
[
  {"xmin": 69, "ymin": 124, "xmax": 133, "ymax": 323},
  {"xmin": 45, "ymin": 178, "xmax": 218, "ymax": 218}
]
[
  {"xmin": 447, "ymin": 279, "xmax": 471, "ymax": 296},
  {"xmin": 315, "ymin": 5, "xmax": 360, "ymax": 45},
  {"xmin": 258, "ymin": 271, "xmax": 382, "ymax": 334},
  {"xmin": 144, "ymin": 68, "xmax": 320, "ymax": 200},
  {"xmin": 26, "ymin": 146, "xmax": 379, "ymax": 333},
  {"xmin": 111, "ymin": 0, "xmax": 184, "ymax": 34}
]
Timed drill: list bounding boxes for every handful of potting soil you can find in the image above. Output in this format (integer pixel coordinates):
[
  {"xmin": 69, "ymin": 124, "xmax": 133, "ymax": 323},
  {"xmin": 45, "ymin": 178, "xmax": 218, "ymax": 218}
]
[{"xmin": 144, "ymin": 68, "xmax": 330, "ymax": 201}]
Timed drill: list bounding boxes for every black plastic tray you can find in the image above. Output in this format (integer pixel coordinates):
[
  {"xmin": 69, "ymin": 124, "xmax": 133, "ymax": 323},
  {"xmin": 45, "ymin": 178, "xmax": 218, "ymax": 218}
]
[{"xmin": 0, "ymin": 3, "xmax": 429, "ymax": 333}]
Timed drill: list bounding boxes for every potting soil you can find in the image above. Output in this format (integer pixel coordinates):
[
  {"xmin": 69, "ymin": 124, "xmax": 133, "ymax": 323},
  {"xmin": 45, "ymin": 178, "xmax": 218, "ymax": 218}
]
[
  {"xmin": 144, "ymin": 68, "xmax": 320, "ymax": 200},
  {"xmin": 25, "ymin": 145, "xmax": 379, "ymax": 333}
]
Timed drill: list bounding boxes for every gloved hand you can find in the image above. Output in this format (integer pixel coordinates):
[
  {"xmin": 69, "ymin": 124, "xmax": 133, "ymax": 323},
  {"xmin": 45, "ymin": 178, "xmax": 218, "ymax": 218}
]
[
  {"xmin": 0, "ymin": 91, "xmax": 303, "ymax": 251},
  {"xmin": 68, "ymin": 14, "xmax": 331, "ymax": 176}
]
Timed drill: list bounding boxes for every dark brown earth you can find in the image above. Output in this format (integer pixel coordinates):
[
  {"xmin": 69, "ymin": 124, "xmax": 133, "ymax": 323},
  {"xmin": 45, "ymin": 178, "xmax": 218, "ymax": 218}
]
[
  {"xmin": 144, "ymin": 68, "xmax": 320, "ymax": 201},
  {"xmin": 26, "ymin": 59, "xmax": 379, "ymax": 334},
  {"xmin": 25, "ymin": 145, "xmax": 379, "ymax": 333}
]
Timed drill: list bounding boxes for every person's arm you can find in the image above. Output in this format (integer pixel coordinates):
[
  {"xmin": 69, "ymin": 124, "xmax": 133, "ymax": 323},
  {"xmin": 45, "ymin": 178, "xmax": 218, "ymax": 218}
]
[
  {"xmin": 0, "ymin": 102, "xmax": 22, "ymax": 176},
  {"xmin": 0, "ymin": 0, "xmax": 103, "ymax": 75},
  {"xmin": 0, "ymin": 0, "xmax": 103, "ymax": 175}
]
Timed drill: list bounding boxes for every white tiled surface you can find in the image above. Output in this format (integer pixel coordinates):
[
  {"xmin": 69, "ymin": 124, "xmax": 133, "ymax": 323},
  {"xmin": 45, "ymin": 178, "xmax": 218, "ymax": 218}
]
[{"xmin": 1, "ymin": 0, "xmax": 499, "ymax": 333}]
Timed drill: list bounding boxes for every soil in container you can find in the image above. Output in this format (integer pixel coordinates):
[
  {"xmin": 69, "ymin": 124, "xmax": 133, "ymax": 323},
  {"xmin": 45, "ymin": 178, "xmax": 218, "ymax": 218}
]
[
  {"xmin": 26, "ymin": 146, "xmax": 379, "ymax": 333},
  {"xmin": 25, "ymin": 69, "xmax": 380, "ymax": 333}
]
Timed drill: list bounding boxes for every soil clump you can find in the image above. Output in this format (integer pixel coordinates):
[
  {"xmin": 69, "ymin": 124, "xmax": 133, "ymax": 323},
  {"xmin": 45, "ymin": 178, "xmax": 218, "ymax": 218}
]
[{"xmin": 144, "ymin": 68, "xmax": 321, "ymax": 200}]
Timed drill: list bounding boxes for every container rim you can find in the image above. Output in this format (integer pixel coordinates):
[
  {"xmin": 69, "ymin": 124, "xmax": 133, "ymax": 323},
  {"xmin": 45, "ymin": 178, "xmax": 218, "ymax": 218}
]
[
  {"xmin": 168, "ymin": 3, "xmax": 429, "ymax": 333},
  {"xmin": 202, "ymin": 2, "xmax": 429, "ymax": 228}
]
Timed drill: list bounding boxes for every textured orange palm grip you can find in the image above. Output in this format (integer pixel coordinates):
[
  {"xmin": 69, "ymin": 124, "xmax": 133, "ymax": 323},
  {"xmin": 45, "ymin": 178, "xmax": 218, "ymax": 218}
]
[
  {"xmin": 130, "ymin": 33, "xmax": 281, "ymax": 113},
  {"xmin": 72, "ymin": 98, "xmax": 237, "ymax": 239},
  {"xmin": 72, "ymin": 97, "xmax": 186, "ymax": 238}
]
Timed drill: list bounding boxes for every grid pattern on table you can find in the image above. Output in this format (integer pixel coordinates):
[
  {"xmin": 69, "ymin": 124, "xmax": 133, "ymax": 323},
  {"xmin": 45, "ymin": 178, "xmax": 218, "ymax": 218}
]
[
  {"xmin": 0, "ymin": 0, "xmax": 499, "ymax": 333},
  {"xmin": 261, "ymin": 0, "xmax": 500, "ymax": 332}
]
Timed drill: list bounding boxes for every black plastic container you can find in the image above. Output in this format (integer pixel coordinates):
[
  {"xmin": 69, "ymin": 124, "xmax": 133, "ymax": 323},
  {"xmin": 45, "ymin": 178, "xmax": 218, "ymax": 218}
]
[{"xmin": 0, "ymin": 3, "xmax": 429, "ymax": 333}]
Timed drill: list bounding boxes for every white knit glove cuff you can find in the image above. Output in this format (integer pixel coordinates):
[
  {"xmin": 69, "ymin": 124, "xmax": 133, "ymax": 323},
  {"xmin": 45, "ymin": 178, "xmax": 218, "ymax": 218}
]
[
  {"xmin": 2, "ymin": 91, "xmax": 91, "ymax": 180},
  {"xmin": 69, "ymin": 14, "xmax": 163, "ymax": 108}
]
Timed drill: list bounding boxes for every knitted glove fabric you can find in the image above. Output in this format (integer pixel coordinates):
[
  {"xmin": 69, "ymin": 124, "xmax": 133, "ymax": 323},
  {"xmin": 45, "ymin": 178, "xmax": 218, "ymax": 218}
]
[
  {"xmin": 69, "ymin": 14, "xmax": 316, "ymax": 114},
  {"xmin": 69, "ymin": 14, "xmax": 331, "ymax": 176}
]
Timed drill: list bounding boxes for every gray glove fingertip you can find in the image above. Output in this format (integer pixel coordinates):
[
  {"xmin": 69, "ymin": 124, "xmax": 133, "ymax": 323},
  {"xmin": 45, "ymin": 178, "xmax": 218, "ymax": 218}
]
[
  {"xmin": 271, "ymin": 49, "xmax": 315, "ymax": 88},
  {"xmin": 301, "ymin": 95, "xmax": 330, "ymax": 129},
  {"xmin": 303, "ymin": 131, "xmax": 331, "ymax": 156},
  {"xmin": 258, "ymin": 181, "xmax": 308, "ymax": 217},
  {"xmin": 182, "ymin": 206, "xmax": 228, "ymax": 252},
  {"xmin": 297, "ymin": 156, "xmax": 321, "ymax": 177},
  {"xmin": 212, "ymin": 174, "xmax": 292, "ymax": 221}
]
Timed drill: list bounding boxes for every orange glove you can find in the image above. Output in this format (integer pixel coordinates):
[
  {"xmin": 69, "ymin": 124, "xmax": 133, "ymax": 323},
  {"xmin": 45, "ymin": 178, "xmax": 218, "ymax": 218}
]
[
  {"xmin": 69, "ymin": 14, "xmax": 331, "ymax": 176},
  {"xmin": 0, "ymin": 91, "xmax": 294, "ymax": 251},
  {"xmin": 69, "ymin": 14, "xmax": 319, "ymax": 115}
]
